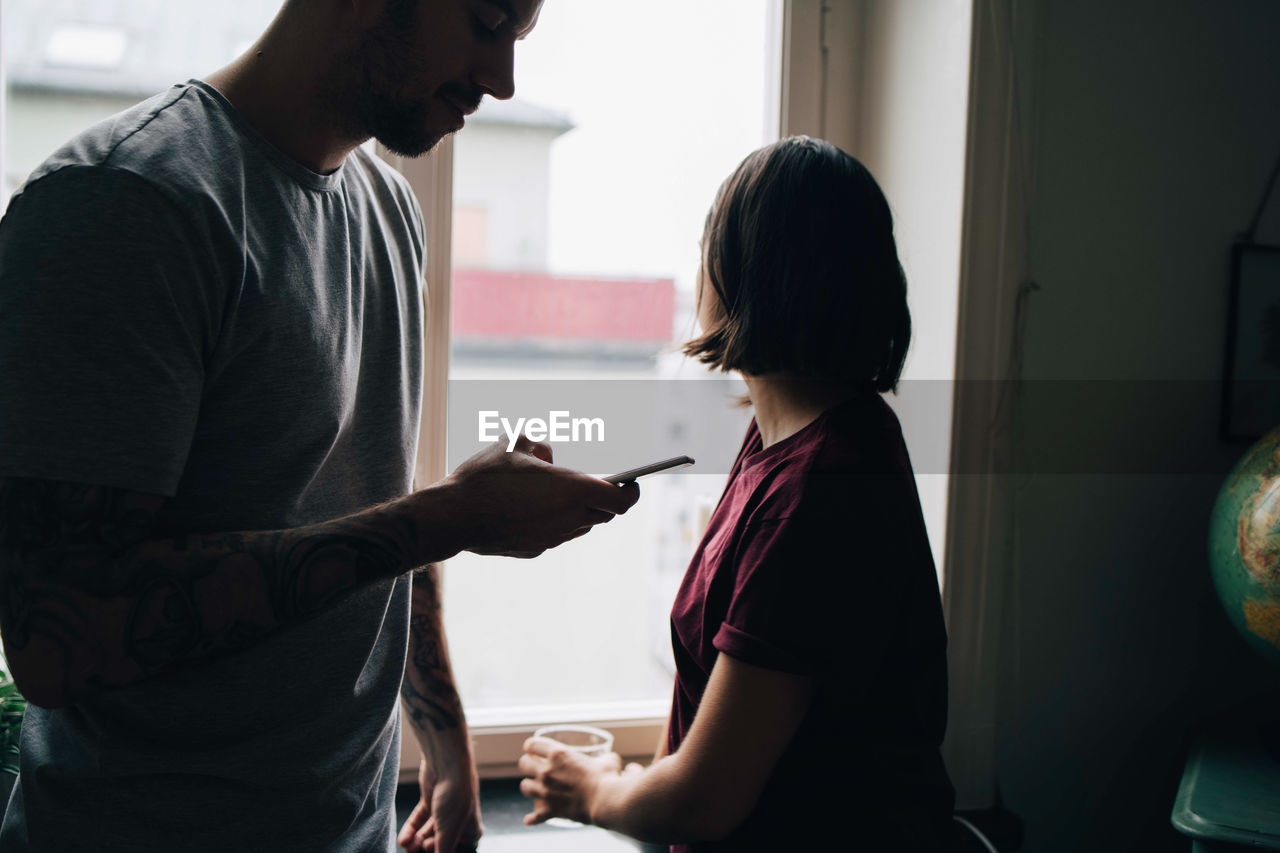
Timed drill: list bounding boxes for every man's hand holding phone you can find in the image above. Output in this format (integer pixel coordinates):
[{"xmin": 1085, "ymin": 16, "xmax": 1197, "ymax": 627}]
[{"xmin": 438, "ymin": 436, "xmax": 641, "ymax": 559}]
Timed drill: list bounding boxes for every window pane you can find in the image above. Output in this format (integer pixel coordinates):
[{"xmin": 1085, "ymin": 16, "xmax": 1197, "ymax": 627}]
[{"xmin": 444, "ymin": 0, "xmax": 776, "ymax": 714}]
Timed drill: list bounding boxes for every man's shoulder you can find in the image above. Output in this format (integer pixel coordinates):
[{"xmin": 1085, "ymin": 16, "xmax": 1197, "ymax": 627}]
[
  {"xmin": 8, "ymin": 83, "xmax": 246, "ymax": 233},
  {"xmin": 23, "ymin": 84, "xmax": 209, "ymax": 190}
]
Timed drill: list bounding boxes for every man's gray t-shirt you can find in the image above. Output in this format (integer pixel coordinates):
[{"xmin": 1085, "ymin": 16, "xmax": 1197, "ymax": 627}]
[{"xmin": 0, "ymin": 81, "xmax": 425, "ymax": 851}]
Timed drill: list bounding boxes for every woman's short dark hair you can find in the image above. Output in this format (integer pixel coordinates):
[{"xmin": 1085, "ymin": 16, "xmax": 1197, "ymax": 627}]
[{"xmin": 682, "ymin": 136, "xmax": 910, "ymax": 393}]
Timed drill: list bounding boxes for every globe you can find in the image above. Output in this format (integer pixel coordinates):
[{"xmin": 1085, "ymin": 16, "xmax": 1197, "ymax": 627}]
[{"xmin": 1209, "ymin": 425, "xmax": 1280, "ymax": 671}]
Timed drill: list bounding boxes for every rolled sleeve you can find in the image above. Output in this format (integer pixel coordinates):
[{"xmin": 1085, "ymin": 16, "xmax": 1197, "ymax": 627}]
[
  {"xmin": 0, "ymin": 166, "xmax": 217, "ymax": 494},
  {"xmin": 712, "ymin": 620, "xmax": 819, "ymax": 675}
]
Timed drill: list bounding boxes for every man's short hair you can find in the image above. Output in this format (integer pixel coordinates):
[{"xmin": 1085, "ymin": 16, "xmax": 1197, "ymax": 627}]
[{"xmin": 682, "ymin": 136, "xmax": 911, "ymax": 393}]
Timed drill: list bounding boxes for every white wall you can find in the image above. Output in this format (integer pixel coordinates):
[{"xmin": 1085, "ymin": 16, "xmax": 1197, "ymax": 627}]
[
  {"xmin": 452, "ymin": 123, "xmax": 561, "ymax": 271},
  {"xmin": 5, "ymin": 91, "xmax": 135, "ymax": 189},
  {"xmin": 994, "ymin": 1, "xmax": 1280, "ymax": 849},
  {"xmin": 857, "ymin": 0, "xmax": 971, "ymax": 383},
  {"xmin": 853, "ymin": 0, "xmax": 972, "ymax": 576},
  {"xmin": 788, "ymin": 0, "xmax": 971, "ymax": 574}
]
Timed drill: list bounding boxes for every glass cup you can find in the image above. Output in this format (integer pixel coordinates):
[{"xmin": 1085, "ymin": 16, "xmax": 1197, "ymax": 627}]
[{"xmin": 531, "ymin": 724, "xmax": 615, "ymax": 828}]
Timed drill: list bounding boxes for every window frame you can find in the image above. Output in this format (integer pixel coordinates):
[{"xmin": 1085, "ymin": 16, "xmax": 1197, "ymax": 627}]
[
  {"xmin": 0, "ymin": 0, "xmax": 999, "ymax": 797},
  {"xmin": 390, "ymin": 0, "xmax": 995, "ymax": 789}
]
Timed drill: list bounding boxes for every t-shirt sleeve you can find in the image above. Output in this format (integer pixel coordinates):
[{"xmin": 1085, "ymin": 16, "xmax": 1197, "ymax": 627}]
[
  {"xmin": 0, "ymin": 165, "xmax": 218, "ymax": 494},
  {"xmin": 711, "ymin": 480, "xmax": 912, "ymax": 677}
]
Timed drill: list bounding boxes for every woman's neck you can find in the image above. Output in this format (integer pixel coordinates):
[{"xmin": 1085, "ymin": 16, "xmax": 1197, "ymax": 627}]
[{"xmin": 742, "ymin": 374, "xmax": 869, "ymax": 449}]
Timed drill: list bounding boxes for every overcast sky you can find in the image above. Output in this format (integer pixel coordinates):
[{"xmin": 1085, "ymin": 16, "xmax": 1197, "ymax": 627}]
[{"xmin": 505, "ymin": 0, "xmax": 776, "ymax": 291}]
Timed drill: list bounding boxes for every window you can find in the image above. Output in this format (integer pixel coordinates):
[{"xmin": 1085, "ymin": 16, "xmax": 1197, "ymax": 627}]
[
  {"xmin": 403, "ymin": 0, "xmax": 972, "ymax": 776},
  {"xmin": 451, "ymin": 204, "xmax": 490, "ymax": 268},
  {"xmin": 44, "ymin": 25, "xmax": 127, "ymax": 69},
  {"xmin": 430, "ymin": 0, "xmax": 781, "ymax": 774}
]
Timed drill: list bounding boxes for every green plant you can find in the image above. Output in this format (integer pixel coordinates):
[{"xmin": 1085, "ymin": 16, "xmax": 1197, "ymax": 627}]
[{"xmin": 0, "ymin": 655, "xmax": 25, "ymax": 779}]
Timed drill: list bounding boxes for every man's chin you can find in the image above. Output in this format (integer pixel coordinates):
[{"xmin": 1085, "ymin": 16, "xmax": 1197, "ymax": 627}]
[
  {"xmin": 373, "ymin": 131, "xmax": 446, "ymax": 160},
  {"xmin": 369, "ymin": 110, "xmax": 452, "ymax": 159}
]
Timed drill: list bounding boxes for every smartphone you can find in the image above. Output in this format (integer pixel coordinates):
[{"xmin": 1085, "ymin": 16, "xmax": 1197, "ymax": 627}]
[{"xmin": 604, "ymin": 455, "xmax": 695, "ymax": 484}]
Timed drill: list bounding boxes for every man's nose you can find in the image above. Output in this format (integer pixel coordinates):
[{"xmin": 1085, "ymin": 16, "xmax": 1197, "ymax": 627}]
[{"xmin": 474, "ymin": 40, "xmax": 516, "ymax": 101}]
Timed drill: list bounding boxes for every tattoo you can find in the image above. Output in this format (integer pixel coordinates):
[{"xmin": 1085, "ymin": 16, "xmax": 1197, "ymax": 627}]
[
  {"xmin": 400, "ymin": 568, "xmax": 465, "ymax": 733},
  {"xmin": 0, "ymin": 476, "xmax": 417, "ymax": 705}
]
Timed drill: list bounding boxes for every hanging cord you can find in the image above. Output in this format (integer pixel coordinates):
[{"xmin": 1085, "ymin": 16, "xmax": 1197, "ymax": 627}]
[
  {"xmin": 1243, "ymin": 142, "xmax": 1280, "ymax": 245},
  {"xmin": 954, "ymin": 815, "xmax": 1000, "ymax": 853},
  {"xmin": 984, "ymin": 0, "xmax": 1040, "ymax": 731}
]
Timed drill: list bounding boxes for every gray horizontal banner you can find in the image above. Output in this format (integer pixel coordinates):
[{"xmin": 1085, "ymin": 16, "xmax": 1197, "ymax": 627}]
[{"xmin": 441, "ymin": 379, "xmax": 1275, "ymax": 476}]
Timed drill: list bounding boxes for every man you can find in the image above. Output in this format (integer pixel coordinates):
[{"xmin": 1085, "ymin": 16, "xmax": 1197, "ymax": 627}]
[{"xmin": 0, "ymin": 0, "xmax": 633, "ymax": 850}]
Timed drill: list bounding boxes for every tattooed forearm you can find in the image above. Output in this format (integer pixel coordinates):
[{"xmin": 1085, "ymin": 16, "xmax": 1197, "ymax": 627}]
[
  {"xmin": 400, "ymin": 567, "xmax": 465, "ymax": 736},
  {"xmin": 0, "ymin": 476, "xmax": 425, "ymax": 708}
]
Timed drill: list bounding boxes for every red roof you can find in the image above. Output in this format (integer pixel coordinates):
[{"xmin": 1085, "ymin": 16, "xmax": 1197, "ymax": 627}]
[{"xmin": 452, "ymin": 269, "xmax": 676, "ymax": 342}]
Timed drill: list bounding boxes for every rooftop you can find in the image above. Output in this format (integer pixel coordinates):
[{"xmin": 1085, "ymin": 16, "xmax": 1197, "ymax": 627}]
[{"xmin": 2, "ymin": 0, "xmax": 574, "ymax": 132}]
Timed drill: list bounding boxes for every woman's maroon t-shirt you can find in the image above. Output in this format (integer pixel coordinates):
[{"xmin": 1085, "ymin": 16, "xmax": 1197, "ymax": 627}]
[{"xmin": 666, "ymin": 394, "xmax": 955, "ymax": 851}]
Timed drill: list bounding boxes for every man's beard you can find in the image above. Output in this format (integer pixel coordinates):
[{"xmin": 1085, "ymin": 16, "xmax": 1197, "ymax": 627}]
[
  {"xmin": 360, "ymin": 88, "xmax": 440, "ymax": 159},
  {"xmin": 325, "ymin": 0, "xmax": 444, "ymax": 158}
]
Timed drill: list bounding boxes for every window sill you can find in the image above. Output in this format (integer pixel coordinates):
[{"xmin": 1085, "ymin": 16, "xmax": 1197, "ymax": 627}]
[
  {"xmin": 396, "ymin": 778, "xmax": 665, "ymax": 851},
  {"xmin": 400, "ymin": 700, "xmax": 668, "ymax": 782}
]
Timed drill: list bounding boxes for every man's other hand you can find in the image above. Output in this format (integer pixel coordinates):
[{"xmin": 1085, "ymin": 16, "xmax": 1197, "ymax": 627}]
[{"xmin": 398, "ymin": 756, "xmax": 483, "ymax": 853}]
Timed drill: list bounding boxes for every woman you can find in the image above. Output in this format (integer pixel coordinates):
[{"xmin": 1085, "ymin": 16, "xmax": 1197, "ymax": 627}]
[{"xmin": 519, "ymin": 136, "xmax": 958, "ymax": 851}]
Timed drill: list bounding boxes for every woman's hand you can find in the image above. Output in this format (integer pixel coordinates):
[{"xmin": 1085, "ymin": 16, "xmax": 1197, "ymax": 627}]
[
  {"xmin": 516, "ymin": 658, "xmax": 813, "ymax": 844},
  {"xmin": 517, "ymin": 736, "xmax": 643, "ymax": 826}
]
